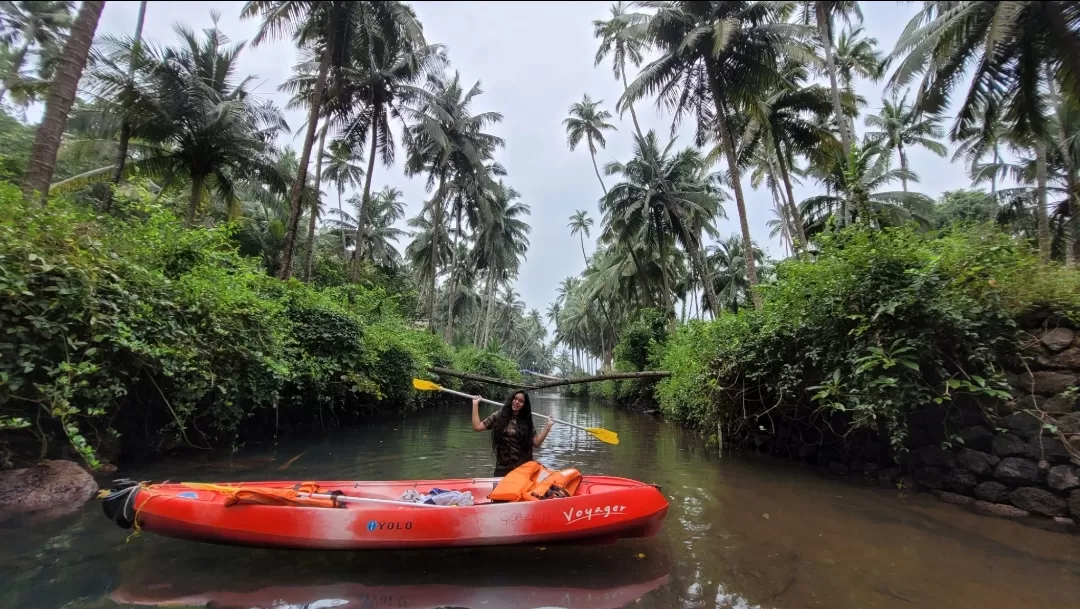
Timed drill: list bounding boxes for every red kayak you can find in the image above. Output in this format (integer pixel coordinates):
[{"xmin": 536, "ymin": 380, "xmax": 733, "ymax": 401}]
[
  {"xmin": 110, "ymin": 576, "xmax": 670, "ymax": 609},
  {"xmin": 100, "ymin": 475, "xmax": 669, "ymax": 550}
]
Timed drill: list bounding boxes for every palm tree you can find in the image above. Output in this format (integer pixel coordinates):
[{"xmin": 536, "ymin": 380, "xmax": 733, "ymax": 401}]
[
  {"xmin": 321, "ymin": 139, "xmax": 366, "ymax": 255},
  {"xmin": 864, "ymin": 93, "xmax": 947, "ymax": 192},
  {"xmin": 474, "ymin": 181, "xmax": 530, "ymax": 347},
  {"xmin": 800, "ymin": 136, "xmax": 935, "ymax": 234},
  {"xmin": 887, "ymin": 1, "xmax": 1080, "ymax": 261},
  {"xmin": 563, "ymin": 93, "xmax": 617, "ymax": 195},
  {"xmin": 403, "ymin": 70, "xmax": 503, "ymax": 333},
  {"xmin": 342, "ymin": 30, "xmax": 447, "ymax": 282},
  {"xmin": 568, "ymin": 210, "xmax": 594, "ymax": 265},
  {"xmin": 804, "ymin": 1, "xmax": 863, "ymax": 159},
  {"xmin": 602, "ymin": 130, "xmax": 724, "ymax": 315},
  {"xmin": 0, "ymin": 1, "xmax": 73, "ymax": 105},
  {"xmin": 623, "ymin": 1, "xmax": 798, "ymax": 309},
  {"xmin": 100, "ymin": 0, "xmax": 147, "ymax": 210},
  {"xmin": 327, "ymin": 185, "xmax": 407, "ymax": 270},
  {"xmin": 593, "ymin": 1, "xmax": 648, "ymax": 139},
  {"xmin": 21, "ymin": 0, "xmax": 103, "ymax": 203},
  {"xmin": 705, "ymin": 234, "xmax": 769, "ymax": 314}
]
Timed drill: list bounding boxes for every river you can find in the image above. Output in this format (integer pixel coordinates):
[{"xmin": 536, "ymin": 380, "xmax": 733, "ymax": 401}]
[{"xmin": 3, "ymin": 393, "xmax": 1079, "ymax": 609}]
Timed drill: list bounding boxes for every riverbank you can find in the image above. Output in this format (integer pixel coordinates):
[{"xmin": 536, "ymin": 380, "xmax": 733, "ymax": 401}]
[
  {"xmin": 0, "ymin": 185, "xmax": 520, "ymax": 472},
  {"xmin": 573, "ymin": 225, "xmax": 1080, "ymax": 530}
]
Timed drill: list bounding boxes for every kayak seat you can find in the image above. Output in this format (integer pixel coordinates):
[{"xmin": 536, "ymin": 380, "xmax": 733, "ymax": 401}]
[{"xmin": 488, "ymin": 461, "xmax": 582, "ymax": 503}]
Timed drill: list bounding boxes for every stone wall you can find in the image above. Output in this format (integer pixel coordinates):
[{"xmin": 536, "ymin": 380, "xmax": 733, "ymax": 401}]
[{"xmin": 908, "ymin": 314, "xmax": 1080, "ymax": 526}]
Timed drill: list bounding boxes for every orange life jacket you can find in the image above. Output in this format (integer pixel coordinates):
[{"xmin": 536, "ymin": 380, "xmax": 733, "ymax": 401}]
[{"xmin": 488, "ymin": 461, "xmax": 582, "ymax": 502}]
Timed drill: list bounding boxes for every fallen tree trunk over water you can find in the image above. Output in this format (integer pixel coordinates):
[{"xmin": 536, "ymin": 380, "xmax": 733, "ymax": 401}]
[
  {"xmin": 426, "ymin": 367, "xmax": 670, "ymax": 391},
  {"xmin": 428, "ymin": 367, "xmax": 537, "ymax": 389},
  {"xmin": 529, "ymin": 371, "xmax": 672, "ymax": 390}
]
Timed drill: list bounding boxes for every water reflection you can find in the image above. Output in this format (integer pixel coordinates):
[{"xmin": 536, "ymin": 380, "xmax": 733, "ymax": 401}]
[{"xmin": 3, "ymin": 395, "xmax": 1080, "ymax": 609}]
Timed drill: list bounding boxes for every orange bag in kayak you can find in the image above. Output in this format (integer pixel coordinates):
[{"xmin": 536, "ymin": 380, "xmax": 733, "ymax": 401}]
[
  {"xmin": 526, "ymin": 467, "xmax": 582, "ymax": 501},
  {"xmin": 488, "ymin": 461, "xmax": 547, "ymax": 502}
]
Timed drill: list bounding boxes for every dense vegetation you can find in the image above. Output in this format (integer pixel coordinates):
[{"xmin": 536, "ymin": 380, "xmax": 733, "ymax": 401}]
[
  {"xmin": 542, "ymin": 2, "xmax": 1080, "ymax": 460},
  {"xmin": 1, "ymin": 1, "xmax": 1079, "ymax": 468}
]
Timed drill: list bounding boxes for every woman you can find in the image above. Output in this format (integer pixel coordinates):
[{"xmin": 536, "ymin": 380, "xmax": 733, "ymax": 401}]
[{"xmin": 472, "ymin": 390, "xmax": 554, "ymax": 477}]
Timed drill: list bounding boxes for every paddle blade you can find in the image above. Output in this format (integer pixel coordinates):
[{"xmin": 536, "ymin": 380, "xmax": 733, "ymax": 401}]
[
  {"xmin": 412, "ymin": 378, "xmax": 442, "ymax": 392},
  {"xmin": 585, "ymin": 427, "xmax": 619, "ymax": 445}
]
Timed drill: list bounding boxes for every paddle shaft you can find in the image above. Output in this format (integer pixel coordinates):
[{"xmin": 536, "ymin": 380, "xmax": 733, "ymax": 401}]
[
  {"xmin": 437, "ymin": 385, "xmax": 596, "ymax": 434},
  {"xmin": 299, "ymin": 492, "xmax": 449, "ymax": 508}
]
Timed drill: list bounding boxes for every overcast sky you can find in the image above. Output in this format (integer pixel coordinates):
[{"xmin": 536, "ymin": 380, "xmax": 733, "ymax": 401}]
[{"xmin": 90, "ymin": 1, "xmax": 983, "ymax": 319}]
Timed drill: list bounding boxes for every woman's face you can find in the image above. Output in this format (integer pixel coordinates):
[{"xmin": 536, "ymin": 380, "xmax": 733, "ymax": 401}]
[{"xmin": 511, "ymin": 392, "xmax": 526, "ymax": 412}]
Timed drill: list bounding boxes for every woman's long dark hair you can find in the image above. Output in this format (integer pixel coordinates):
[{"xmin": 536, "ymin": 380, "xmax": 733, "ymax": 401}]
[{"xmin": 491, "ymin": 390, "xmax": 535, "ymax": 458}]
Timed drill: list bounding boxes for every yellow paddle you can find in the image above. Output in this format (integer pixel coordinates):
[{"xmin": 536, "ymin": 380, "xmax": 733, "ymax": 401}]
[{"xmin": 412, "ymin": 378, "xmax": 619, "ymax": 445}]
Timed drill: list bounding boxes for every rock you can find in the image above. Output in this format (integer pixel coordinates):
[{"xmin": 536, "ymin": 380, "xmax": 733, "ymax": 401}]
[
  {"xmin": 1056, "ymin": 413, "xmax": 1080, "ymax": 435},
  {"xmin": 1070, "ymin": 490, "xmax": 1080, "ymax": 519},
  {"xmin": 973, "ymin": 501, "xmax": 1030, "ymax": 519},
  {"xmin": 957, "ymin": 426, "xmax": 994, "ymax": 452},
  {"xmin": 1052, "ymin": 517, "xmax": 1076, "ymax": 528},
  {"xmin": 914, "ymin": 466, "xmax": 944, "ymax": 490},
  {"xmin": 828, "ymin": 461, "xmax": 850, "ymax": 475},
  {"xmin": 862, "ymin": 461, "xmax": 880, "ymax": 477},
  {"xmin": 0, "ymin": 460, "xmax": 98, "ymax": 523},
  {"xmin": 1047, "ymin": 465, "xmax": 1080, "ymax": 491},
  {"xmin": 1030, "ymin": 371, "xmax": 1079, "ymax": 396},
  {"xmin": 943, "ymin": 469, "xmax": 978, "ymax": 494},
  {"xmin": 1040, "ymin": 327, "xmax": 1077, "ymax": 352},
  {"xmin": 1069, "ymin": 435, "xmax": 1080, "ymax": 455},
  {"xmin": 1026, "ymin": 437, "xmax": 1072, "ymax": 462},
  {"xmin": 975, "ymin": 481, "xmax": 1010, "ymax": 503},
  {"xmin": 1017, "ymin": 395, "xmax": 1046, "ymax": 411},
  {"xmin": 1043, "ymin": 393, "xmax": 1079, "ymax": 414},
  {"xmin": 994, "ymin": 457, "xmax": 1040, "ymax": 486},
  {"xmin": 992, "ymin": 433, "xmax": 1027, "ymax": 457},
  {"xmin": 915, "ymin": 445, "xmax": 957, "ymax": 468},
  {"xmin": 999, "ymin": 413, "xmax": 1043, "ymax": 438},
  {"xmin": 1041, "ymin": 347, "xmax": 1080, "ymax": 369},
  {"xmin": 957, "ymin": 448, "xmax": 999, "ymax": 476},
  {"xmin": 796, "ymin": 444, "xmax": 817, "ymax": 460},
  {"xmin": 1008, "ymin": 487, "xmax": 1067, "ymax": 517},
  {"xmin": 878, "ymin": 468, "xmax": 901, "ymax": 486},
  {"xmin": 937, "ymin": 491, "xmax": 973, "ymax": 506}
]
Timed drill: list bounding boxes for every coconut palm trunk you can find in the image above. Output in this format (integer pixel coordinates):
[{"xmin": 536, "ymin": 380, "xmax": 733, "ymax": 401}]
[
  {"xmin": 103, "ymin": 0, "xmax": 147, "ymax": 211},
  {"xmin": 350, "ymin": 116, "xmax": 381, "ymax": 282},
  {"xmin": 22, "ymin": 0, "xmax": 106, "ymax": 203},
  {"xmin": 428, "ymin": 175, "xmax": 447, "ymax": 332},
  {"xmin": 706, "ymin": 68, "xmax": 761, "ymax": 308},
  {"xmin": 186, "ymin": 174, "xmax": 205, "ymax": 225},
  {"xmin": 776, "ymin": 139, "xmax": 808, "ymax": 252},
  {"xmin": 1035, "ymin": 140, "xmax": 1050, "ymax": 262},
  {"xmin": 816, "ymin": 1, "xmax": 852, "ymax": 225},
  {"xmin": 303, "ymin": 124, "xmax": 329, "ymax": 282},
  {"xmin": 279, "ymin": 22, "xmax": 333, "ymax": 280},
  {"xmin": 445, "ymin": 201, "xmax": 462, "ymax": 342},
  {"xmin": 588, "ymin": 133, "xmax": 608, "ymax": 195}
]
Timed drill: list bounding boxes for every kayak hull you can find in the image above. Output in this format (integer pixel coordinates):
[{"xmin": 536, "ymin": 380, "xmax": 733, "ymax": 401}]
[{"xmin": 112, "ymin": 476, "xmax": 669, "ymax": 550}]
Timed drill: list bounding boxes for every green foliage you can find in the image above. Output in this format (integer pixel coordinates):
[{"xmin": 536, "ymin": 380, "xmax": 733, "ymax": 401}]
[
  {"xmin": 451, "ymin": 347, "xmax": 522, "ymax": 396},
  {"xmin": 656, "ymin": 224, "xmax": 1079, "ymax": 456},
  {"xmin": 0, "ymin": 185, "xmax": 450, "ymax": 468},
  {"xmin": 612, "ymin": 308, "xmax": 669, "ymax": 371},
  {"xmin": 933, "ymin": 189, "xmax": 999, "ymax": 229}
]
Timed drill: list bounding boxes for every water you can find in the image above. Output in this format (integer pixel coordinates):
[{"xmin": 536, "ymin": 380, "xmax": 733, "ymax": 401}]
[{"xmin": 3, "ymin": 394, "xmax": 1079, "ymax": 609}]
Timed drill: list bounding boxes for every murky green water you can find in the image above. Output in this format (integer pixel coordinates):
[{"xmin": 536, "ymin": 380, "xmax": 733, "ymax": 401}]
[{"xmin": 2, "ymin": 394, "xmax": 1079, "ymax": 609}]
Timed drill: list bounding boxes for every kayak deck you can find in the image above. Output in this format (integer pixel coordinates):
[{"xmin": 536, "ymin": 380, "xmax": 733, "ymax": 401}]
[{"xmin": 113, "ymin": 475, "xmax": 669, "ymax": 550}]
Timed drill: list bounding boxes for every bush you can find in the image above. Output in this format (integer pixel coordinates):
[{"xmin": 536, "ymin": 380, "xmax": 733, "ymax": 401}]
[
  {"xmin": 656, "ymin": 224, "xmax": 1079, "ymax": 457},
  {"xmin": 0, "ymin": 185, "xmax": 448, "ymax": 468},
  {"xmin": 451, "ymin": 346, "xmax": 522, "ymax": 397}
]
